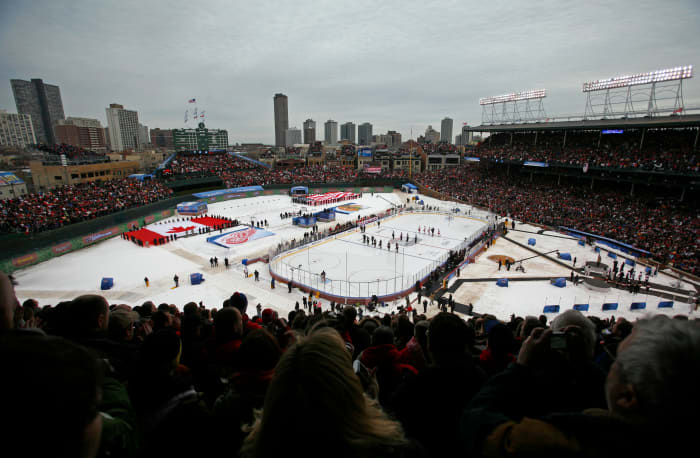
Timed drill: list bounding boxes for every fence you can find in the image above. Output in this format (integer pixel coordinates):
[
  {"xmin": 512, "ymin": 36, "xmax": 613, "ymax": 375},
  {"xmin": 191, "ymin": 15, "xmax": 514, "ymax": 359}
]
[{"xmin": 268, "ymin": 208, "xmax": 489, "ymax": 302}]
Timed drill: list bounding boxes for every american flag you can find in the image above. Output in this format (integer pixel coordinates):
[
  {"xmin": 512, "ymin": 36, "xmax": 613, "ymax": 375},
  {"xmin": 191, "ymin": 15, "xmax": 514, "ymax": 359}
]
[{"xmin": 188, "ymin": 98, "xmax": 196, "ymax": 103}]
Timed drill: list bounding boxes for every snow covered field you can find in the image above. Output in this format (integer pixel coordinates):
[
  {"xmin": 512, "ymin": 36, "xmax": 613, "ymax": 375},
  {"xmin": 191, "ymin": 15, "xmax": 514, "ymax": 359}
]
[{"xmin": 12, "ymin": 191, "xmax": 697, "ymax": 322}]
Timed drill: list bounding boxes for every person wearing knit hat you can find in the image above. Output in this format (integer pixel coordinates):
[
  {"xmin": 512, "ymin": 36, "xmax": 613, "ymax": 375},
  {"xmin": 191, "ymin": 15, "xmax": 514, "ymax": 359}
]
[{"xmin": 230, "ymin": 291, "xmax": 260, "ymax": 335}]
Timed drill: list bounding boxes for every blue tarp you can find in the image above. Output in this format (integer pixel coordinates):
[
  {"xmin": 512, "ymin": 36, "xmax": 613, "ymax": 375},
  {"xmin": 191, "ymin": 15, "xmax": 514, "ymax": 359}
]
[
  {"xmin": 543, "ymin": 305, "xmax": 560, "ymax": 313},
  {"xmin": 551, "ymin": 277, "xmax": 567, "ymax": 288},
  {"xmin": 630, "ymin": 302, "xmax": 647, "ymax": 310},
  {"xmin": 128, "ymin": 173, "xmax": 154, "ymax": 181},
  {"xmin": 645, "ymin": 266, "xmax": 652, "ymax": 274},
  {"xmin": 101, "ymin": 277, "xmax": 114, "ymax": 290},
  {"xmin": 190, "ymin": 273, "xmax": 204, "ymax": 285},
  {"xmin": 293, "ymin": 216, "xmax": 317, "ymax": 227},
  {"xmin": 602, "ymin": 303, "xmax": 619, "ymax": 311},
  {"xmin": 560, "ymin": 226, "xmax": 652, "ymax": 257},
  {"xmin": 315, "ymin": 211, "xmax": 336, "ymax": 222},
  {"xmin": 607, "ymin": 252, "xmax": 617, "ymax": 259},
  {"xmin": 496, "ymin": 278, "xmax": 508, "ymax": 287},
  {"xmin": 595, "ymin": 247, "xmax": 601, "ymax": 253},
  {"xmin": 177, "ymin": 201, "xmax": 208, "ymax": 215},
  {"xmin": 578, "ymin": 240, "xmax": 585, "ymax": 246},
  {"xmin": 290, "ymin": 186, "xmax": 309, "ymax": 195},
  {"xmin": 193, "ymin": 185, "xmax": 264, "ymax": 199},
  {"xmin": 402, "ymin": 183, "xmax": 418, "ymax": 190},
  {"xmin": 558, "ymin": 252, "xmax": 572, "ymax": 261},
  {"xmin": 573, "ymin": 304, "xmax": 589, "ymax": 311},
  {"xmin": 658, "ymin": 301, "xmax": 674, "ymax": 309},
  {"xmin": 528, "ymin": 238, "xmax": 536, "ymax": 246}
]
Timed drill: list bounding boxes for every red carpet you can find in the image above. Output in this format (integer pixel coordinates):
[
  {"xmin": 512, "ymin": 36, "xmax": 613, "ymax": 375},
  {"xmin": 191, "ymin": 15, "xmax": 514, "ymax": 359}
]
[
  {"xmin": 125, "ymin": 228, "xmax": 163, "ymax": 245},
  {"xmin": 191, "ymin": 216, "xmax": 231, "ymax": 227}
]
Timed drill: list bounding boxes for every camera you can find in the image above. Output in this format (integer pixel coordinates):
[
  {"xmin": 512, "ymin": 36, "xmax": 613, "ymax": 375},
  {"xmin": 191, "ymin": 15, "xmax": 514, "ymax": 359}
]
[{"xmin": 550, "ymin": 331, "xmax": 567, "ymax": 350}]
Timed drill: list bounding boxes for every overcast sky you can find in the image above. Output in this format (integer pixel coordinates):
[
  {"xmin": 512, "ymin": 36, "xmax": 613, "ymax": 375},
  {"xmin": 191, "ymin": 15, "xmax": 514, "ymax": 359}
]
[{"xmin": 1, "ymin": 0, "xmax": 699, "ymax": 144}]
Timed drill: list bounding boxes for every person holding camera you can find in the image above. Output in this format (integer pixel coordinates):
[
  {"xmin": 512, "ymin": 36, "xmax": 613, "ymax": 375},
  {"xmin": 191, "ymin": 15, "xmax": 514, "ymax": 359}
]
[{"xmin": 461, "ymin": 315, "xmax": 700, "ymax": 457}]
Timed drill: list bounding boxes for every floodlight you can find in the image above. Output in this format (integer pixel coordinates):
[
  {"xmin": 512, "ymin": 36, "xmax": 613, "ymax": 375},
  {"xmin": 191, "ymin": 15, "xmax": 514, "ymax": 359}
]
[
  {"xmin": 480, "ymin": 89, "xmax": 547, "ymax": 105},
  {"xmin": 582, "ymin": 65, "xmax": 693, "ymax": 92}
]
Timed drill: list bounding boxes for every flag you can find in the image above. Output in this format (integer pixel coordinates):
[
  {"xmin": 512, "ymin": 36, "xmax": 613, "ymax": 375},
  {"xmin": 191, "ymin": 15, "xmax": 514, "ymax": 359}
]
[
  {"xmin": 188, "ymin": 98, "xmax": 196, "ymax": 103},
  {"xmin": 673, "ymin": 107, "xmax": 683, "ymax": 114},
  {"xmin": 193, "ymin": 108, "xmax": 198, "ymax": 118},
  {"xmin": 200, "ymin": 110, "xmax": 205, "ymax": 118}
]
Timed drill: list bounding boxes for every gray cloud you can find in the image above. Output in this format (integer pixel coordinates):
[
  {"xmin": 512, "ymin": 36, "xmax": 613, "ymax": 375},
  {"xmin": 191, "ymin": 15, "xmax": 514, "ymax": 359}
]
[{"xmin": 1, "ymin": 0, "xmax": 699, "ymax": 144}]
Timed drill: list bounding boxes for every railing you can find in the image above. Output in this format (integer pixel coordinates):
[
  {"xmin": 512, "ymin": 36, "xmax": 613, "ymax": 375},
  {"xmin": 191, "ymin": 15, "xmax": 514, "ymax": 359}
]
[{"xmin": 268, "ymin": 208, "xmax": 490, "ymax": 301}]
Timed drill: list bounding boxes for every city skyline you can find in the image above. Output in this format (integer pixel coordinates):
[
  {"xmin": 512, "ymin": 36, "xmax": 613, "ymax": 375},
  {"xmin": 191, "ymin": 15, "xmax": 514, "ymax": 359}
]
[{"xmin": 1, "ymin": 1, "xmax": 699, "ymax": 145}]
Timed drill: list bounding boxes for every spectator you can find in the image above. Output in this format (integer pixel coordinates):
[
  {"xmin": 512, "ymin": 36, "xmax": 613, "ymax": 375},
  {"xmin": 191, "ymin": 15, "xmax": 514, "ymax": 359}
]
[
  {"xmin": 358, "ymin": 325, "xmax": 418, "ymax": 407},
  {"xmin": 239, "ymin": 327, "xmax": 416, "ymax": 458},
  {"xmin": 392, "ymin": 313, "xmax": 486, "ymax": 456},
  {"xmin": 461, "ymin": 315, "xmax": 700, "ymax": 456},
  {"xmin": 1, "ymin": 334, "xmax": 104, "ymax": 458},
  {"xmin": 213, "ymin": 328, "xmax": 282, "ymax": 452}
]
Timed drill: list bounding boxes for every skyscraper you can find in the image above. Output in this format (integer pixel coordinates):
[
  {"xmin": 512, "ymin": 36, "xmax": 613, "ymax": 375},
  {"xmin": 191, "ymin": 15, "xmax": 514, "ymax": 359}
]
[
  {"xmin": 324, "ymin": 120, "xmax": 338, "ymax": 145},
  {"xmin": 303, "ymin": 119, "xmax": 316, "ymax": 144},
  {"xmin": 0, "ymin": 110, "xmax": 36, "ymax": 147},
  {"xmin": 425, "ymin": 125, "xmax": 440, "ymax": 144},
  {"xmin": 105, "ymin": 103, "xmax": 140, "ymax": 151},
  {"xmin": 274, "ymin": 93, "xmax": 288, "ymax": 147},
  {"xmin": 11, "ymin": 78, "xmax": 65, "ymax": 144},
  {"xmin": 340, "ymin": 122, "xmax": 356, "ymax": 143},
  {"xmin": 358, "ymin": 122, "xmax": 373, "ymax": 145},
  {"xmin": 441, "ymin": 117, "xmax": 453, "ymax": 143},
  {"xmin": 285, "ymin": 127, "xmax": 302, "ymax": 146}
]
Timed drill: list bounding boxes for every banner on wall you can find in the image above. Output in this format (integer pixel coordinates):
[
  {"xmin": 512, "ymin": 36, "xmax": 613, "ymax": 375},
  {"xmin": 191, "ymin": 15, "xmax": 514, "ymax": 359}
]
[
  {"xmin": 12, "ymin": 253, "xmax": 38, "ymax": 268},
  {"xmin": 83, "ymin": 227, "xmax": 121, "ymax": 245},
  {"xmin": 52, "ymin": 242, "xmax": 73, "ymax": 255}
]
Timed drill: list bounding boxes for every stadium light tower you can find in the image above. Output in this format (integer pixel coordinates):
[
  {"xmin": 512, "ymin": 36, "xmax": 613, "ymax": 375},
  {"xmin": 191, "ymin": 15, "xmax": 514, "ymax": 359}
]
[
  {"xmin": 582, "ymin": 65, "xmax": 692, "ymax": 119},
  {"xmin": 479, "ymin": 89, "xmax": 547, "ymax": 124}
]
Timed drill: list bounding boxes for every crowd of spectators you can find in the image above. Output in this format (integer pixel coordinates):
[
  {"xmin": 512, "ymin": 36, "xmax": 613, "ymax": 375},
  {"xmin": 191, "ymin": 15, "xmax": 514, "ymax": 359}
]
[
  {"xmin": 0, "ymin": 178, "xmax": 173, "ymax": 234},
  {"xmin": 167, "ymin": 152, "xmax": 408, "ymax": 187},
  {"xmin": 2, "ymin": 270, "xmax": 699, "ymax": 457},
  {"xmin": 474, "ymin": 129, "xmax": 699, "ymax": 172},
  {"xmin": 416, "ymin": 166, "xmax": 699, "ymax": 274}
]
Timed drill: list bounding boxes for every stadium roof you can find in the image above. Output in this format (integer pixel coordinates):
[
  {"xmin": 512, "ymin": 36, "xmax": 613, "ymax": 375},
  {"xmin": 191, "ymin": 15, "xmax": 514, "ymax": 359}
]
[{"xmin": 465, "ymin": 114, "xmax": 700, "ymax": 133}]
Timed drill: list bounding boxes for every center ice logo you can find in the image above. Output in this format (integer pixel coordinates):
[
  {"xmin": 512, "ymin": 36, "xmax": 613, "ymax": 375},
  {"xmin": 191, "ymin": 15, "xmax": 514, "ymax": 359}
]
[
  {"xmin": 167, "ymin": 225, "xmax": 197, "ymax": 233},
  {"xmin": 223, "ymin": 227, "xmax": 257, "ymax": 245}
]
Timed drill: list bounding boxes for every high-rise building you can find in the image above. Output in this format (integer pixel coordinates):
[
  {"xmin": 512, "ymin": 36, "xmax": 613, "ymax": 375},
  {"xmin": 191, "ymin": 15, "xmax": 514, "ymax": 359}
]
[
  {"xmin": 324, "ymin": 120, "xmax": 338, "ymax": 145},
  {"xmin": 461, "ymin": 124, "xmax": 473, "ymax": 145},
  {"xmin": 274, "ymin": 93, "xmax": 288, "ymax": 147},
  {"xmin": 303, "ymin": 119, "xmax": 316, "ymax": 144},
  {"xmin": 358, "ymin": 122, "xmax": 373, "ymax": 145},
  {"xmin": 10, "ymin": 78, "xmax": 65, "ymax": 144},
  {"xmin": 425, "ymin": 125, "xmax": 440, "ymax": 144},
  {"xmin": 138, "ymin": 124, "xmax": 150, "ymax": 148},
  {"xmin": 285, "ymin": 127, "xmax": 302, "ymax": 146},
  {"xmin": 150, "ymin": 128, "xmax": 174, "ymax": 148},
  {"xmin": 387, "ymin": 130, "xmax": 402, "ymax": 147},
  {"xmin": 340, "ymin": 122, "xmax": 356, "ymax": 143},
  {"xmin": 105, "ymin": 103, "xmax": 140, "ymax": 151},
  {"xmin": 0, "ymin": 110, "xmax": 36, "ymax": 147},
  {"xmin": 54, "ymin": 117, "xmax": 107, "ymax": 151},
  {"xmin": 441, "ymin": 117, "xmax": 453, "ymax": 143}
]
